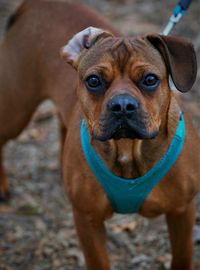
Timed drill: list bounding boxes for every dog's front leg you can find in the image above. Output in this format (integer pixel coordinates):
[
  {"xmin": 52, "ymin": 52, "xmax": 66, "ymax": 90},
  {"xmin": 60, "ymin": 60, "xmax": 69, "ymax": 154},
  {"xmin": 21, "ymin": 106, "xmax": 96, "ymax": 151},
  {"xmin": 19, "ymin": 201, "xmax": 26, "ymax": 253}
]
[
  {"xmin": 73, "ymin": 208, "xmax": 110, "ymax": 270},
  {"xmin": 166, "ymin": 200, "xmax": 196, "ymax": 270}
]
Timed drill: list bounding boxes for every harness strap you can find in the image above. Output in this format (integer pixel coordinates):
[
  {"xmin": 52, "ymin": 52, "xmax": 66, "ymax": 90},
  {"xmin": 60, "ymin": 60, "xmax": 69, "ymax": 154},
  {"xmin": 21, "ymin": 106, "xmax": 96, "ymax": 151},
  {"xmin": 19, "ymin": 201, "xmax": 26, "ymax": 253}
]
[{"xmin": 80, "ymin": 113, "xmax": 185, "ymax": 214}]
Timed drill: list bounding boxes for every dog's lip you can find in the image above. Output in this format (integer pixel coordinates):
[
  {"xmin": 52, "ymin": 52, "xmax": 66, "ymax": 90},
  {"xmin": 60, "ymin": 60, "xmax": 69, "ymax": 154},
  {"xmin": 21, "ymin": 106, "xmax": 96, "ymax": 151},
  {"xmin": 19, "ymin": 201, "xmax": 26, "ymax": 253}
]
[
  {"xmin": 111, "ymin": 126, "xmax": 159, "ymax": 140},
  {"xmin": 92, "ymin": 121, "xmax": 159, "ymax": 141}
]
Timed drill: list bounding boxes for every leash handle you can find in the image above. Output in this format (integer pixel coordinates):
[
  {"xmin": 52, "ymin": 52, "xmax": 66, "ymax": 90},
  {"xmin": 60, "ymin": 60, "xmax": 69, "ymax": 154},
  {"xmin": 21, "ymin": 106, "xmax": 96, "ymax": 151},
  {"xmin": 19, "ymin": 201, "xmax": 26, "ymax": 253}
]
[{"xmin": 162, "ymin": 0, "xmax": 192, "ymax": 36}]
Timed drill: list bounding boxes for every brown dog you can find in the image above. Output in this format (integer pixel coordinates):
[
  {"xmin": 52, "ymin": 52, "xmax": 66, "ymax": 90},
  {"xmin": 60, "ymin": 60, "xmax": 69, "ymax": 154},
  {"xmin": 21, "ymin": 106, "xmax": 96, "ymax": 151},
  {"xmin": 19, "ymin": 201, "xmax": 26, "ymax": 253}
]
[
  {"xmin": 0, "ymin": 1, "xmax": 199, "ymax": 270},
  {"xmin": 61, "ymin": 29, "xmax": 200, "ymax": 270}
]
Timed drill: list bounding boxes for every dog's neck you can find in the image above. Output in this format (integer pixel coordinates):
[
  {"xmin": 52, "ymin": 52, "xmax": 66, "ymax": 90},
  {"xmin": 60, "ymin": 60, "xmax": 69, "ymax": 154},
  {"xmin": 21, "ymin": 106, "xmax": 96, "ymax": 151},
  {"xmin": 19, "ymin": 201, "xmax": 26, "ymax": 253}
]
[
  {"xmin": 91, "ymin": 95, "xmax": 180, "ymax": 179},
  {"xmin": 91, "ymin": 134, "xmax": 169, "ymax": 179}
]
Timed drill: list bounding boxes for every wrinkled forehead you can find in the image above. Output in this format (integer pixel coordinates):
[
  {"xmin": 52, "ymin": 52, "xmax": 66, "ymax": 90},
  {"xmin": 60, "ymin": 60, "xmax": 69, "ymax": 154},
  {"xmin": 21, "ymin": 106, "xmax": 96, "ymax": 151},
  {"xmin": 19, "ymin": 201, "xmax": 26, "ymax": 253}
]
[{"xmin": 79, "ymin": 36, "xmax": 166, "ymax": 77}]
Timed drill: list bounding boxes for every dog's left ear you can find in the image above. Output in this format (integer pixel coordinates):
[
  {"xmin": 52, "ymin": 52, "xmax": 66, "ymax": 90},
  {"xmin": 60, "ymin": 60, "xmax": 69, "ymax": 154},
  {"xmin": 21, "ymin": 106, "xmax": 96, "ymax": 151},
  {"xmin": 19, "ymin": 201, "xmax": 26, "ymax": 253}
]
[
  {"xmin": 146, "ymin": 34, "xmax": 197, "ymax": 92},
  {"xmin": 60, "ymin": 26, "xmax": 112, "ymax": 68}
]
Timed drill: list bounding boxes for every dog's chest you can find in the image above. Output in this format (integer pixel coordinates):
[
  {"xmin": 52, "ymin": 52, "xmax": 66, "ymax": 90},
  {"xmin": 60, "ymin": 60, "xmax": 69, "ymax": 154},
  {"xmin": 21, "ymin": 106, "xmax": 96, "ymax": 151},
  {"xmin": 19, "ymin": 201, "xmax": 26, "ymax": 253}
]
[{"xmin": 115, "ymin": 140, "xmax": 144, "ymax": 179}]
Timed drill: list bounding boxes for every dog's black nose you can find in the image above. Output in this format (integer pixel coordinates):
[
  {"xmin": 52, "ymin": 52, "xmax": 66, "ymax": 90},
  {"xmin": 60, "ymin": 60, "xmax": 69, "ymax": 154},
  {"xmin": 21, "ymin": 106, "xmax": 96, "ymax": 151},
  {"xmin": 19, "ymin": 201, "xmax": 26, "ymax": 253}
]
[{"xmin": 108, "ymin": 94, "xmax": 139, "ymax": 116}]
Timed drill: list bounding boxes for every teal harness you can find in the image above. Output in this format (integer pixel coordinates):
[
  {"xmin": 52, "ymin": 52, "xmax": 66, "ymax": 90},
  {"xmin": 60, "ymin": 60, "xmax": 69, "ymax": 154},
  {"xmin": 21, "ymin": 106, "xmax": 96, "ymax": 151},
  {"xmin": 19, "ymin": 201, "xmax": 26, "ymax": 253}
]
[{"xmin": 80, "ymin": 113, "xmax": 185, "ymax": 214}]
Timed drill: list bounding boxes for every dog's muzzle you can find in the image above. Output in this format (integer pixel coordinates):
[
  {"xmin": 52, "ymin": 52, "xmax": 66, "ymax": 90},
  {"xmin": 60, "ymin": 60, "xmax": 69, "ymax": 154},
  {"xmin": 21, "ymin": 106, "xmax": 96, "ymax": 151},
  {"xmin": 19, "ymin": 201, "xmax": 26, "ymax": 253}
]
[{"xmin": 94, "ymin": 94, "xmax": 159, "ymax": 141}]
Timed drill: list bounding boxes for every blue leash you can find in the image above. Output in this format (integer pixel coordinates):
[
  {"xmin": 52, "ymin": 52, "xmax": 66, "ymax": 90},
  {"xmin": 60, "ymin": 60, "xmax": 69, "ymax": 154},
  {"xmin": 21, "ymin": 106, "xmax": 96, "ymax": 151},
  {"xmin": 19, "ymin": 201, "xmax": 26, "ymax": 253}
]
[{"xmin": 162, "ymin": 0, "xmax": 192, "ymax": 36}]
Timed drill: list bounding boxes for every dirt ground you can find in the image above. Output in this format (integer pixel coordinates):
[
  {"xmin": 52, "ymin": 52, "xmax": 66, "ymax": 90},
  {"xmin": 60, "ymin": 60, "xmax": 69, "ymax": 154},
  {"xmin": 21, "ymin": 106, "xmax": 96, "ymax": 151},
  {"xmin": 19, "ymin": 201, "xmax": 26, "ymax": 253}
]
[{"xmin": 0, "ymin": 0, "xmax": 200, "ymax": 270}]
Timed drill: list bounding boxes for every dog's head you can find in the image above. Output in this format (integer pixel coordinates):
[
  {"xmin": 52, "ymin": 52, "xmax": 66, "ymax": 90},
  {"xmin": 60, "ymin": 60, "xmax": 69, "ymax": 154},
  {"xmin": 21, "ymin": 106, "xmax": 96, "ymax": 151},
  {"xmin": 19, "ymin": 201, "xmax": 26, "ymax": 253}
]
[{"xmin": 61, "ymin": 27, "xmax": 197, "ymax": 141}]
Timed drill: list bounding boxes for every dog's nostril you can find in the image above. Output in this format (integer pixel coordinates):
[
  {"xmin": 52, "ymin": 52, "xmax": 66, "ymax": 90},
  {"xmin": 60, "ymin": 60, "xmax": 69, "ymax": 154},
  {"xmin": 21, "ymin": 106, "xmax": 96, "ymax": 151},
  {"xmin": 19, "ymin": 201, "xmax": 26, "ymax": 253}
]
[
  {"xmin": 110, "ymin": 102, "xmax": 137, "ymax": 114},
  {"xmin": 126, "ymin": 103, "xmax": 136, "ymax": 112},
  {"xmin": 111, "ymin": 104, "xmax": 122, "ymax": 112}
]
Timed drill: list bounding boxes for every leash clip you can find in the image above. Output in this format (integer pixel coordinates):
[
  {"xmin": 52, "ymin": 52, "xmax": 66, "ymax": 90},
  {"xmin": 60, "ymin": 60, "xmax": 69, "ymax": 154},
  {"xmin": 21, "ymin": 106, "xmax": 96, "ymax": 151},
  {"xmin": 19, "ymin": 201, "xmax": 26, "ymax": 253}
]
[
  {"xmin": 162, "ymin": 0, "xmax": 192, "ymax": 36},
  {"xmin": 162, "ymin": 4, "xmax": 185, "ymax": 36}
]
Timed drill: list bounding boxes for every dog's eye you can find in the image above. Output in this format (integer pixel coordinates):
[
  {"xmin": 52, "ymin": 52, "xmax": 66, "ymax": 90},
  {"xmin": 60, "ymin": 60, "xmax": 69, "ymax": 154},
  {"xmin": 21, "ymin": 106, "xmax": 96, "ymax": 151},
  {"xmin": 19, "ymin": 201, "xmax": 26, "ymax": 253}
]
[
  {"xmin": 86, "ymin": 75, "xmax": 101, "ymax": 87},
  {"xmin": 85, "ymin": 74, "xmax": 106, "ymax": 93},
  {"xmin": 139, "ymin": 74, "xmax": 160, "ymax": 91},
  {"xmin": 144, "ymin": 74, "xmax": 158, "ymax": 86}
]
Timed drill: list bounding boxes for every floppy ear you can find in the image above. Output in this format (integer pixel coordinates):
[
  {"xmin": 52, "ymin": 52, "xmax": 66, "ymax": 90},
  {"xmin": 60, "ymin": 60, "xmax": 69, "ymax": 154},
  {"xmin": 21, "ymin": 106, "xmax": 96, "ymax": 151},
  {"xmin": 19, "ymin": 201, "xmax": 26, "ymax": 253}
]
[
  {"xmin": 146, "ymin": 34, "xmax": 197, "ymax": 92},
  {"xmin": 60, "ymin": 26, "xmax": 112, "ymax": 68}
]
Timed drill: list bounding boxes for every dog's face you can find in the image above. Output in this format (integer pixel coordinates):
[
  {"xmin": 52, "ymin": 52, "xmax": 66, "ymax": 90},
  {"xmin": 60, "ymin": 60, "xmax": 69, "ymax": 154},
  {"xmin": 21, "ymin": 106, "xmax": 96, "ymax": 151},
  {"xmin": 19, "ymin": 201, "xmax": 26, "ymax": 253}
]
[
  {"xmin": 61, "ymin": 27, "xmax": 197, "ymax": 141},
  {"xmin": 76, "ymin": 36, "xmax": 168, "ymax": 141}
]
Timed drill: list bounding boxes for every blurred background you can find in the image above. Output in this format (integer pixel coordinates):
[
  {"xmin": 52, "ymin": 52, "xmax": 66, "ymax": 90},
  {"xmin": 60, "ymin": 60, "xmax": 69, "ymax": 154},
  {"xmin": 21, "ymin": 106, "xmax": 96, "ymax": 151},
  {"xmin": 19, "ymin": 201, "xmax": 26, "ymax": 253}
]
[{"xmin": 0, "ymin": 1, "xmax": 199, "ymax": 270}]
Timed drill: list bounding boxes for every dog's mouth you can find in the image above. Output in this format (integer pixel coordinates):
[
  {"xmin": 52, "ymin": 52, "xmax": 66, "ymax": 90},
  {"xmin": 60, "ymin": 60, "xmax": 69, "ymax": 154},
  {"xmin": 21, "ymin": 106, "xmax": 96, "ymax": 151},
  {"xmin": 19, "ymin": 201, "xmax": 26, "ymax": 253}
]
[{"xmin": 92, "ymin": 117, "xmax": 159, "ymax": 141}]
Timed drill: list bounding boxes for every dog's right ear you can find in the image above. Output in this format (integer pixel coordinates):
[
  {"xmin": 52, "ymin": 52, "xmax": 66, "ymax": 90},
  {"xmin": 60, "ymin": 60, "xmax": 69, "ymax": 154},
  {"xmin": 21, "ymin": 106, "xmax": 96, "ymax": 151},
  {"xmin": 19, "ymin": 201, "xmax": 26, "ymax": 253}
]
[
  {"xmin": 146, "ymin": 34, "xmax": 197, "ymax": 92},
  {"xmin": 60, "ymin": 26, "xmax": 112, "ymax": 69}
]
